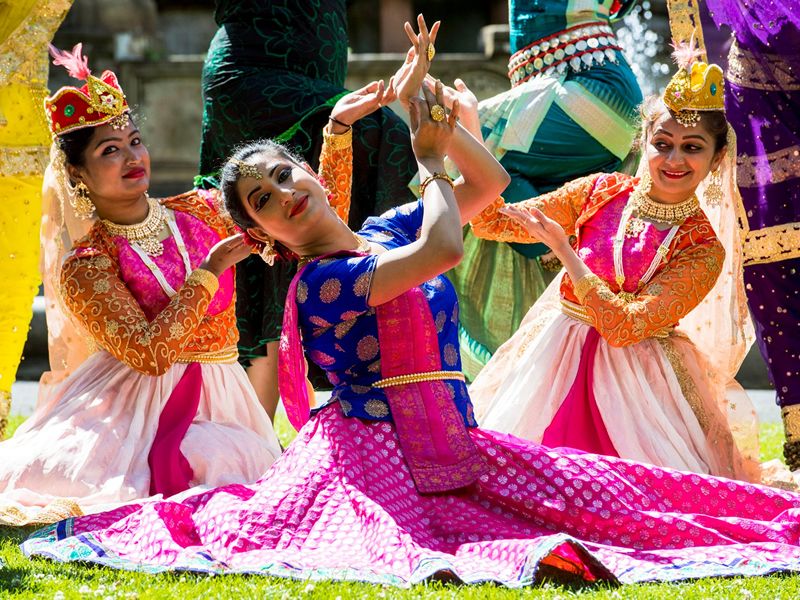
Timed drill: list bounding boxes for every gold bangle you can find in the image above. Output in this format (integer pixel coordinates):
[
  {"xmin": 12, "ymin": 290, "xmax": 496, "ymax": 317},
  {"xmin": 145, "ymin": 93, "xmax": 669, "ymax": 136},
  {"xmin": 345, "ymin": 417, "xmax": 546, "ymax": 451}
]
[
  {"xmin": 419, "ymin": 172, "xmax": 455, "ymax": 198},
  {"xmin": 187, "ymin": 268, "xmax": 219, "ymax": 296},
  {"xmin": 323, "ymin": 122, "xmax": 353, "ymax": 150},
  {"xmin": 572, "ymin": 273, "xmax": 604, "ymax": 303}
]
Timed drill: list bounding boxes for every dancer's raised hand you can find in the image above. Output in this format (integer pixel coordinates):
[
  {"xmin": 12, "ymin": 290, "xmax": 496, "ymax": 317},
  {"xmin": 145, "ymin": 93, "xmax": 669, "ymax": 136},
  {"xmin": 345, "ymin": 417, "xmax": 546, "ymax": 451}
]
[
  {"xmin": 499, "ymin": 205, "xmax": 569, "ymax": 253},
  {"xmin": 200, "ymin": 233, "xmax": 252, "ymax": 277},
  {"xmin": 392, "ymin": 14, "xmax": 440, "ymax": 110},
  {"xmin": 328, "ymin": 79, "xmax": 393, "ymax": 134},
  {"xmin": 408, "ymin": 78, "xmax": 459, "ymax": 160},
  {"xmin": 423, "ymin": 75, "xmax": 481, "ymax": 138}
]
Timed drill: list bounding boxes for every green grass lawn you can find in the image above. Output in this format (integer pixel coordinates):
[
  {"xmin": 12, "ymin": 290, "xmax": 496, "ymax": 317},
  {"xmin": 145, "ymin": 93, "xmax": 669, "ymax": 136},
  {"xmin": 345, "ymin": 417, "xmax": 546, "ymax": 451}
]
[{"xmin": 1, "ymin": 417, "xmax": 798, "ymax": 599}]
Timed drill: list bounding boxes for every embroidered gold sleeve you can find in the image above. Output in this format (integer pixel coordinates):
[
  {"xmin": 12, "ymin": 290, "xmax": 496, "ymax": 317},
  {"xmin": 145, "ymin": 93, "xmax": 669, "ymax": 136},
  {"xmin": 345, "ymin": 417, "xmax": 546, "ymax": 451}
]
[
  {"xmin": 319, "ymin": 124, "xmax": 353, "ymax": 223},
  {"xmin": 60, "ymin": 254, "xmax": 217, "ymax": 376},
  {"xmin": 578, "ymin": 240, "xmax": 725, "ymax": 347},
  {"xmin": 469, "ymin": 174, "xmax": 599, "ymax": 242}
]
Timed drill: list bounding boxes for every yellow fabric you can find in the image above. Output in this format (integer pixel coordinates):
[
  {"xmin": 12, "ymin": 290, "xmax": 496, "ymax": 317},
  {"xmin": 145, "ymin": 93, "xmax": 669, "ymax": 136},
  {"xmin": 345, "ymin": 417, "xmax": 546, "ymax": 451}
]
[{"xmin": 0, "ymin": 0, "xmax": 73, "ymax": 435}]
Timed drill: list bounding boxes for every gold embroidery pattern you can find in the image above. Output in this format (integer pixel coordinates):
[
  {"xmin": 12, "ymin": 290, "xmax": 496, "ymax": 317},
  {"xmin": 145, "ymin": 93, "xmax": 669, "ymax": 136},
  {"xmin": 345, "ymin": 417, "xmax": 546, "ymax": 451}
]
[
  {"xmin": 573, "ymin": 274, "xmax": 604, "ymax": 304},
  {"xmin": 736, "ymin": 146, "xmax": 800, "ymax": 189},
  {"xmin": 579, "ymin": 217, "xmax": 724, "ymax": 347},
  {"xmin": 353, "ymin": 271, "xmax": 371, "ymax": 297},
  {"xmin": 443, "ymin": 343, "xmax": 459, "ymax": 367},
  {"xmin": 60, "ymin": 192, "xmax": 241, "ymax": 375},
  {"xmin": 727, "ymin": 41, "xmax": 800, "ymax": 92},
  {"xmin": 92, "ymin": 278, "xmax": 111, "ymax": 294},
  {"xmin": 319, "ymin": 278, "xmax": 342, "ymax": 303},
  {"xmin": 470, "ymin": 173, "xmax": 632, "ymax": 243},
  {"xmin": 666, "ymin": 0, "xmax": 708, "ymax": 62},
  {"xmin": 168, "ymin": 322, "xmax": 186, "ymax": 340},
  {"xmin": 356, "ymin": 335, "xmax": 379, "ymax": 361},
  {"xmin": 782, "ymin": 404, "xmax": 800, "ymax": 444},
  {"xmin": 364, "ymin": 399, "xmax": 390, "ymax": 418},
  {"xmin": 61, "ymin": 253, "xmax": 212, "ymax": 376},
  {"xmin": 657, "ymin": 337, "xmax": 709, "ymax": 432},
  {"xmin": 297, "ymin": 280, "xmax": 309, "ymax": 303},
  {"xmin": 0, "ymin": 0, "xmax": 73, "ymax": 87},
  {"xmin": 742, "ymin": 224, "xmax": 800, "ymax": 266},
  {"xmin": 334, "ymin": 319, "xmax": 356, "ymax": 339},
  {"xmin": 320, "ymin": 125, "xmax": 354, "ymax": 224},
  {"xmin": 435, "ymin": 310, "xmax": 447, "ymax": 332},
  {"xmin": 186, "ymin": 268, "xmax": 219, "ymax": 296},
  {"xmin": 0, "ymin": 498, "xmax": 83, "ymax": 527},
  {"xmin": 0, "ymin": 146, "xmax": 49, "ymax": 177}
]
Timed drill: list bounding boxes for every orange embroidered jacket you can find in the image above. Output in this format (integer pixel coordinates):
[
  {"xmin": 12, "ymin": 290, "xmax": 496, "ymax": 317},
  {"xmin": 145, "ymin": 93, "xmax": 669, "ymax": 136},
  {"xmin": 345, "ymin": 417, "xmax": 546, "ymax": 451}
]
[
  {"xmin": 470, "ymin": 173, "xmax": 725, "ymax": 347},
  {"xmin": 60, "ymin": 128, "xmax": 353, "ymax": 375}
]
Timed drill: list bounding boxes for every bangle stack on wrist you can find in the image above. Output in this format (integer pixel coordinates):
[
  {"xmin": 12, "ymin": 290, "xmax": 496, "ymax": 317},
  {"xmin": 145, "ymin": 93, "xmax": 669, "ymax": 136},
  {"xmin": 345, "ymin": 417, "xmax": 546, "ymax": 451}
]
[{"xmin": 419, "ymin": 172, "xmax": 455, "ymax": 197}]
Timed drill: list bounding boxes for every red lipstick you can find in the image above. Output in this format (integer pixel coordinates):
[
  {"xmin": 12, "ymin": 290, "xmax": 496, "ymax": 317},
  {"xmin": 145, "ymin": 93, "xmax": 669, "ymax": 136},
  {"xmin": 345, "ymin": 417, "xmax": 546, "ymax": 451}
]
[
  {"xmin": 290, "ymin": 195, "xmax": 308, "ymax": 217},
  {"xmin": 123, "ymin": 167, "xmax": 147, "ymax": 179}
]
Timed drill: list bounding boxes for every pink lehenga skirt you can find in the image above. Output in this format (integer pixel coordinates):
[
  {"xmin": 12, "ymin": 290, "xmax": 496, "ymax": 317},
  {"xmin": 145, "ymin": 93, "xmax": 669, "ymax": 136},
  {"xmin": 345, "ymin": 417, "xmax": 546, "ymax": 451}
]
[
  {"xmin": 0, "ymin": 351, "xmax": 282, "ymax": 526},
  {"xmin": 470, "ymin": 309, "xmax": 762, "ymax": 483},
  {"xmin": 22, "ymin": 405, "xmax": 800, "ymax": 586}
]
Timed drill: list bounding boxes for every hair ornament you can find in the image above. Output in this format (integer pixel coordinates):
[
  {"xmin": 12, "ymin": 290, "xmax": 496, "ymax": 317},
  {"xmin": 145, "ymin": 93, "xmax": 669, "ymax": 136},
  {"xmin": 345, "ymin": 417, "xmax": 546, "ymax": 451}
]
[{"xmin": 229, "ymin": 159, "xmax": 263, "ymax": 180}]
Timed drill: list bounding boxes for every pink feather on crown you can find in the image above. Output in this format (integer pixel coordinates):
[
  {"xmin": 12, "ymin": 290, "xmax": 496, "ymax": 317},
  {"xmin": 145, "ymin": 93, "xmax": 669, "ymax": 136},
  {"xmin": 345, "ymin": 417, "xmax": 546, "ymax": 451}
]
[
  {"xmin": 48, "ymin": 43, "xmax": 92, "ymax": 81},
  {"xmin": 670, "ymin": 34, "xmax": 704, "ymax": 70}
]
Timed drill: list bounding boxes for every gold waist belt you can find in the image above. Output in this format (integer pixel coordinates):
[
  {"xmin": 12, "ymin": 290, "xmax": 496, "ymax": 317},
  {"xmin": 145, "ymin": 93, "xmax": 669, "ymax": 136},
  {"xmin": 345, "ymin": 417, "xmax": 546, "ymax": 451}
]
[
  {"xmin": 373, "ymin": 370, "xmax": 466, "ymax": 389},
  {"xmin": 561, "ymin": 299, "xmax": 593, "ymax": 325},
  {"xmin": 560, "ymin": 299, "xmax": 673, "ymax": 338},
  {"xmin": 176, "ymin": 346, "xmax": 239, "ymax": 365}
]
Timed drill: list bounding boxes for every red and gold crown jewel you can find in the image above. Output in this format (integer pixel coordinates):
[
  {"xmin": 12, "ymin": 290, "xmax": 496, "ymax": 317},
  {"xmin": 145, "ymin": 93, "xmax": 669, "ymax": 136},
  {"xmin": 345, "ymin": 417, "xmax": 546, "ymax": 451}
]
[
  {"xmin": 662, "ymin": 37, "xmax": 725, "ymax": 127},
  {"xmin": 44, "ymin": 44, "xmax": 130, "ymax": 136}
]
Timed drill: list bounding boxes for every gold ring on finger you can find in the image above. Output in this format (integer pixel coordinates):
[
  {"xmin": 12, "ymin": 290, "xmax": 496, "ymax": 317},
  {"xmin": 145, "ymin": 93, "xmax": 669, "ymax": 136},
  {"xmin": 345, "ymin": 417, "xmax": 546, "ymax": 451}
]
[
  {"xmin": 427, "ymin": 43, "xmax": 435, "ymax": 62},
  {"xmin": 430, "ymin": 104, "xmax": 446, "ymax": 122}
]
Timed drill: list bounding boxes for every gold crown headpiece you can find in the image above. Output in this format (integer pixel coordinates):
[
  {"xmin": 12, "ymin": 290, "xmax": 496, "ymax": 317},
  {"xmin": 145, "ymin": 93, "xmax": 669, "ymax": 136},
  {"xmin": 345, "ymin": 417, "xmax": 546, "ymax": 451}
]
[
  {"xmin": 44, "ymin": 44, "xmax": 130, "ymax": 136},
  {"xmin": 662, "ymin": 37, "xmax": 725, "ymax": 127}
]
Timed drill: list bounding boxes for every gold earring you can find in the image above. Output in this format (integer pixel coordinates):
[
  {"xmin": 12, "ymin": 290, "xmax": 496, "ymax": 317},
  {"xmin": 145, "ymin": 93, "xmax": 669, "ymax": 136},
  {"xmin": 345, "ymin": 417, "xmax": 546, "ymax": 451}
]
[
  {"xmin": 704, "ymin": 167, "xmax": 723, "ymax": 207},
  {"xmin": 259, "ymin": 238, "xmax": 278, "ymax": 266},
  {"xmin": 70, "ymin": 181, "xmax": 95, "ymax": 220},
  {"xmin": 639, "ymin": 170, "xmax": 653, "ymax": 194}
]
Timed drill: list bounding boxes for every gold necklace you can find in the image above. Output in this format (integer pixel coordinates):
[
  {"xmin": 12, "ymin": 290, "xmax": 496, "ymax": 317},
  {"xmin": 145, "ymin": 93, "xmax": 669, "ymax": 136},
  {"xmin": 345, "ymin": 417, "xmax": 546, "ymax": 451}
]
[
  {"xmin": 101, "ymin": 197, "xmax": 168, "ymax": 256},
  {"xmin": 298, "ymin": 233, "xmax": 371, "ymax": 268},
  {"xmin": 628, "ymin": 185, "xmax": 700, "ymax": 225}
]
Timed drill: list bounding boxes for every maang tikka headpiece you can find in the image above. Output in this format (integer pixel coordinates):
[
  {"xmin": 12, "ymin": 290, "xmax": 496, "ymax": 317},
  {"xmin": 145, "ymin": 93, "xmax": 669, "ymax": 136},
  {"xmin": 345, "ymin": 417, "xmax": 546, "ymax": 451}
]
[
  {"xmin": 662, "ymin": 35, "xmax": 725, "ymax": 128},
  {"xmin": 44, "ymin": 43, "xmax": 130, "ymax": 136},
  {"xmin": 228, "ymin": 159, "xmax": 263, "ymax": 180}
]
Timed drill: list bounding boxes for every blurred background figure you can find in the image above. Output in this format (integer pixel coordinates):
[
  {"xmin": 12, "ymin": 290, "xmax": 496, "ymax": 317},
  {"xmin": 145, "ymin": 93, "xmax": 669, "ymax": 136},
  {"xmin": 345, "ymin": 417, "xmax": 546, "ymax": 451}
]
[
  {"xmin": 706, "ymin": 0, "xmax": 800, "ymax": 470},
  {"xmin": 0, "ymin": 0, "xmax": 73, "ymax": 438},
  {"xmin": 448, "ymin": 0, "xmax": 644, "ymax": 380}
]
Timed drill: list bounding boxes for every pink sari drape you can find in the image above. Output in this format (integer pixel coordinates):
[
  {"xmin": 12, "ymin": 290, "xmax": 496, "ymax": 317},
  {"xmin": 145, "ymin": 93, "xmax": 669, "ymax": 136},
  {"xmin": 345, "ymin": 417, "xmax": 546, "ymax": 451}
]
[
  {"xmin": 541, "ymin": 327, "xmax": 618, "ymax": 456},
  {"xmin": 147, "ymin": 362, "xmax": 202, "ymax": 496}
]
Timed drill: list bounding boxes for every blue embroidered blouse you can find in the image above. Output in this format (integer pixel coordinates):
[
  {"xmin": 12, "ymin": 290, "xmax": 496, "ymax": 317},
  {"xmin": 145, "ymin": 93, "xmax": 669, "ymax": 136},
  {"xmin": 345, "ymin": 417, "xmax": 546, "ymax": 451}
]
[{"xmin": 297, "ymin": 201, "xmax": 478, "ymax": 427}]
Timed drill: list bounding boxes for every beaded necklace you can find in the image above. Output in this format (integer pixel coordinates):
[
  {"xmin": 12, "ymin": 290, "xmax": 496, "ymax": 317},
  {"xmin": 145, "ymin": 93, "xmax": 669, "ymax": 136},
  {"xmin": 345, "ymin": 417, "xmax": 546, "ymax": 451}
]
[
  {"xmin": 612, "ymin": 189, "xmax": 692, "ymax": 303},
  {"xmin": 101, "ymin": 197, "xmax": 168, "ymax": 256}
]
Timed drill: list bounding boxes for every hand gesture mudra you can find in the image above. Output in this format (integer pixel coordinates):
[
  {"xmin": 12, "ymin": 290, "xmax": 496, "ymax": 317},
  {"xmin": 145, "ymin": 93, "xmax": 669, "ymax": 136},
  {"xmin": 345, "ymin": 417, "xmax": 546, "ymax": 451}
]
[
  {"xmin": 392, "ymin": 14, "xmax": 440, "ymax": 110},
  {"xmin": 499, "ymin": 205, "xmax": 570, "ymax": 253},
  {"xmin": 408, "ymin": 78, "xmax": 459, "ymax": 160},
  {"xmin": 329, "ymin": 79, "xmax": 395, "ymax": 133},
  {"xmin": 200, "ymin": 233, "xmax": 252, "ymax": 277}
]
